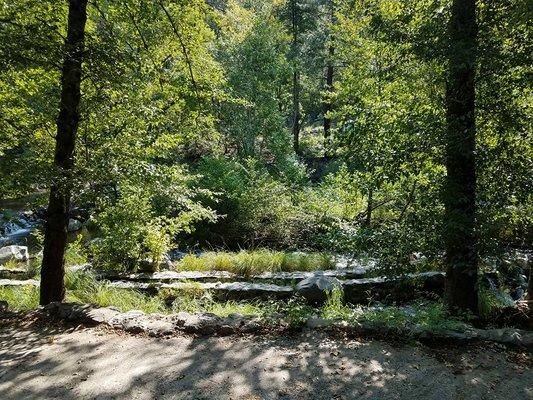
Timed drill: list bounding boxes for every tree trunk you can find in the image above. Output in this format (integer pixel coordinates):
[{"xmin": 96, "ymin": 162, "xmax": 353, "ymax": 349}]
[
  {"xmin": 365, "ymin": 188, "xmax": 373, "ymax": 227},
  {"xmin": 292, "ymin": 69, "xmax": 301, "ymax": 154},
  {"xmin": 444, "ymin": 0, "xmax": 478, "ymax": 314},
  {"xmin": 323, "ymin": 1, "xmax": 335, "ymax": 149},
  {"xmin": 323, "ymin": 46, "xmax": 334, "ymax": 146},
  {"xmin": 40, "ymin": 0, "xmax": 88, "ymax": 305}
]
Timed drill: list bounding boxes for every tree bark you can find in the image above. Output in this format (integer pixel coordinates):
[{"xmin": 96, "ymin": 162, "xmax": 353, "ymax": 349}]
[
  {"xmin": 444, "ymin": 0, "xmax": 478, "ymax": 314},
  {"xmin": 323, "ymin": 46, "xmax": 334, "ymax": 146},
  {"xmin": 292, "ymin": 69, "xmax": 301, "ymax": 154},
  {"xmin": 323, "ymin": 1, "xmax": 335, "ymax": 149},
  {"xmin": 40, "ymin": 0, "xmax": 88, "ymax": 305},
  {"xmin": 290, "ymin": 0, "xmax": 300, "ymax": 155},
  {"xmin": 365, "ymin": 188, "xmax": 373, "ymax": 227}
]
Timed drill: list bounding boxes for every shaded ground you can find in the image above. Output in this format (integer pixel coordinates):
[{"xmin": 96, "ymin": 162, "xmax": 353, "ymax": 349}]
[{"xmin": 0, "ymin": 317, "xmax": 531, "ymax": 400}]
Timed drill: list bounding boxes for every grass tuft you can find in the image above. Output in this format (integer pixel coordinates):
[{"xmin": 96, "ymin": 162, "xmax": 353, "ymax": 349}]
[
  {"xmin": 177, "ymin": 250, "xmax": 334, "ymax": 276},
  {"xmin": 65, "ymin": 271, "xmax": 165, "ymax": 313},
  {"xmin": 0, "ymin": 285, "xmax": 39, "ymax": 311}
]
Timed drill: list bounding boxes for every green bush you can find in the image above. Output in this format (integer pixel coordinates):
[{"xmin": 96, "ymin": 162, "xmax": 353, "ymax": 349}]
[
  {"xmin": 91, "ymin": 184, "xmax": 214, "ymax": 271},
  {"xmin": 192, "ymin": 157, "xmax": 312, "ymax": 248}
]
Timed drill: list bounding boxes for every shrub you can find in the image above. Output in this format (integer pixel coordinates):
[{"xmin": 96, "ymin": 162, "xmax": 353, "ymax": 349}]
[
  {"xmin": 192, "ymin": 157, "xmax": 312, "ymax": 248},
  {"xmin": 321, "ymin": 286, "xmax": 352, "ymax": 320},
  {"xmin": 91, "ymin": 184, "xmax": 214, "ymax": 271}
]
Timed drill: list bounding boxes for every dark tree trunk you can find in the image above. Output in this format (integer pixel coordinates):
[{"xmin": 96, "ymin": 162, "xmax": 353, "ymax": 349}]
[
  {"xmin": 365, "ymin": 188, "xmax": 373, "ymax": 227},
  {"xmin": 323, "ymin": 1, "xmax": 335, "ymax": 149},
  {"xmin": 292, "ymin": 69, "xmax": 301, "ymax": 154},
  {"xmin": 444, "ymin": 0, "xmax": 478, "ymax": 314},
  {"xmin": 323, "ymin": 45, "xmax": 334, "ymax": 145},
  {"xmin": 40, "ymin": 0, "xmax": 88, "ymax": 305},
  {"xmin": 290, "ymin": 0, "xmax": 300, "ymax": 155}
]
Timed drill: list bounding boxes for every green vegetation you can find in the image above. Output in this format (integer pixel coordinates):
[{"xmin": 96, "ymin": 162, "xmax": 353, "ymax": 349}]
[
  {"xmin": 0, "ymin": 1, "xmax": 529, "ymax": 314},
  {"xmin": 177, "ymin": 250, "xmax": 334, "ymax": 275},
  {"xmin": 0, "ymin": 258, "xmax": 21, "ymax": 270},
  {"xmin": 64, "ymin": 272, "xmax": 166, "ymax": 313},
  {"xmin": 0, "ymin": 286, "xmax": 40, "ymax": 311},
  {"xmin": 0, "ymin": 277, "xmax": 467, "ymax": 333}
]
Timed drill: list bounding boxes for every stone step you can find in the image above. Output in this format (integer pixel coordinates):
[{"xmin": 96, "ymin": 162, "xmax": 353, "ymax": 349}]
[
  {"xmin": 96, "ymin": 268, "xmax": 368, "ymax": 284},
  {"xmin": 0, "ymin": 267, "xmax": 28, "ymax": 279},
  {"xmin": 0, "ymin": 272, "xmax": 446, "ymax": 305},
  {"xmin": 342, "ymin": 272, "xmax": 445, "ymax": 304},
  {"xmin": 107, "ymin": 280, "xmax": 294, "ymax": 301},
  {"xmin": 0, "ymin": 278, "xmax": 39, "ymax": 287}
]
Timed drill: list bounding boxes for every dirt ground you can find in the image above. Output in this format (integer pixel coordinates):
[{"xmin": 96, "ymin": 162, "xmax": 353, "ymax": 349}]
[{"xmin": 0, "ymin": 318, "xmax": 531, "ymax": 400}]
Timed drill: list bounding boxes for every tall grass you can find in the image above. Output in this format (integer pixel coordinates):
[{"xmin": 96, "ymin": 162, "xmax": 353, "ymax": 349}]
[
  {"xmin": 0, "ymin": 286, "xmax": 39, "ymax": 311},
  {"xmin": 65, "ymin": 271, "xmax": 165, "ymax": 313},
  {"xmin": 177, "ymin": 250, "xmax": 334, "ymax": 275}
]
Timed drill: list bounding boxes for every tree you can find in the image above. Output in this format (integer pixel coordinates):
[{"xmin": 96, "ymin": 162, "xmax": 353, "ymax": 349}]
[
  {"xmin": 443, "ymin": 0, "xmax": 478, "ymax": 313},
  {"xmin": 289, "ymin": 0, "xmax": 302, "ymax": 154},
  {"xmin": 322, "ymin": 0, "xmax": 334, "ymax": 145},
  {"xmin": 40, "ymin": 0, "xmax": 88, "ymax": 305},
  {"xmin": 278, "ymin": 0, "xmax": 319, "ymax": 155}
]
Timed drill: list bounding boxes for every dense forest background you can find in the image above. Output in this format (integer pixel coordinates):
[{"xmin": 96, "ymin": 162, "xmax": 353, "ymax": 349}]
[{"xmin": 0, "ymin": 0, "xmax": 531, "ymax": 293}]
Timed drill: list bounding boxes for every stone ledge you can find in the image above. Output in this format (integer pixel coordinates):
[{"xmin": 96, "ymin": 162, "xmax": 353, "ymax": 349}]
[
  {"xmin": 0, "ymin": 278, "xmax": 39, "ymax": 287},
  {"xmin": 39, "ymin": 302, "xmax": 533, "ymax": 348},
  {"xmin": 108, "ymin": 280, "xmax": 294, "ymax": 300},
  {"xmin": 0, "ymin": 267, "xmax": 28, "ymax": 279},
  {"xmin": 95, "ymin": 268, "xmax": 368, "ymax": 284},
  {"xmin": 42, "ymin": 302, "xmax": 264, "ymax": 336}
]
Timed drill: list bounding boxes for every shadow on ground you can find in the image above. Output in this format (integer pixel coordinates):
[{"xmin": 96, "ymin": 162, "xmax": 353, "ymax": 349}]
[{"xmin": 0, "ymin": 315, "xmax": 531, "ymax": 400}]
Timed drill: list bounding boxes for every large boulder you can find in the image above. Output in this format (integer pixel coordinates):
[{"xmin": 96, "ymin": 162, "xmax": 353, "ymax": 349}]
[
  {"xmin": 0, "ymin": 245, "xmax": 29, "ymax": 264},
  {"xmin": 296, "ymin": 275, "xmax": 343, "ymax": 304}
]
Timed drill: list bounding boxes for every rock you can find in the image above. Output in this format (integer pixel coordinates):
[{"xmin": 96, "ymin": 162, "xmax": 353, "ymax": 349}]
[
  {"xmin": 216, "ymin": 314, "xmax": 262, "ymax": 335},
  {"xmin": 257, "ymin": 268, "xmax": 367, "ymax": 282},
  {"xmin": 182, "ymin": 313, "xmax": 223, "ymax": 335},
  {"xmin": 138, "ymin": 255, "xmax": 173, "ymax": 272},
  {"xmin": 0, "ymin": 266, "xmax": 27, "ymax": 279},
  {"xmin": 208, "ymin": 282, "xmax": 293, "ymax": 300},
  {"xmin": 87, "ymin": 307, "xmax": 121, "ymax": 324},
  {"xmin": 67, "ymin": 219, "xmax": 83, "ymax": 232},
  {"xmin": 43, "ymin": 302, "xmax": 95, "ymax": 322},
  {"xmin": 68, "ymin": 264, "xmax": 92, "ymax": 273},
  {"xmin": 109, "ymin": 310, "xmax": 146, "ymax": 332},
  {"xmin": 0, "ymin": 245, "xmax": 29, "ymax": 264},
  {"xmin": 0, "ymin": 278, "xmax": 39, "ymax": 287},
  {"xmin": 97, "ymin": 270, "xmax": 239, "ymax": 283},
  {"xmin": 477, "ymin": 328, "xmax": 533, "ymax": 348},
  {"xmin": 296, "ymin": 275, "xmax": 343, "ymax": 304},
  {"xmin": 343, "ymin": 272, "xmax": 445, "ymax": 304},
  {"xmin": 139, "ymin": 315, "xmax": 175, "ymax": 337},
  {"xmin": 158, "ymin": 281, "xmax": 293, "ymax": 301},
  {"xmin": 218, "ymin": 313, "xmax": 248, "ymax": 335},
  {"xmin": 97, "ymin": 268, "xmax": 366, "ymax": 285},
  {"xmin": 168, "ymin": 312, "xmax": 193, "ymax": 328},
  {"xmin": 305, "ymin": 316, "xmax": 333, "ymax": 329}
]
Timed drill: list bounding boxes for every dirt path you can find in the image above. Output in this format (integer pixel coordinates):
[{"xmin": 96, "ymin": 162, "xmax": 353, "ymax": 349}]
[{"xmin": 0, "ymin": 321, "xmax": 531, "ymax": 400}]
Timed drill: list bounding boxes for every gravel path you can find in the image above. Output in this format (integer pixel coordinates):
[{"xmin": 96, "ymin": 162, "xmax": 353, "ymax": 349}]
[{"xmin": 0, "ymin": 321, "xmax": 531, "ymax": 400}]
